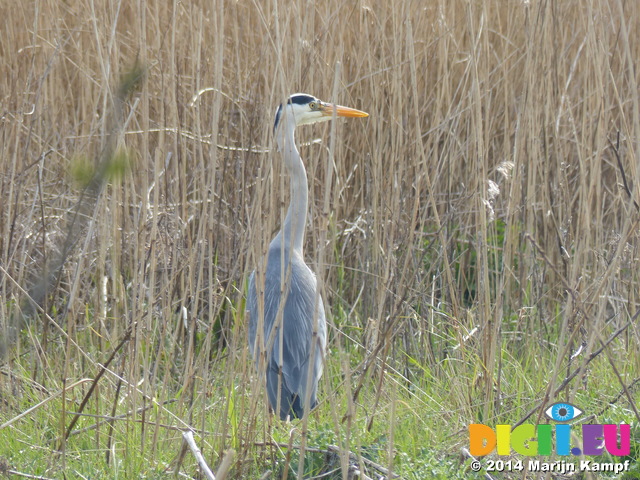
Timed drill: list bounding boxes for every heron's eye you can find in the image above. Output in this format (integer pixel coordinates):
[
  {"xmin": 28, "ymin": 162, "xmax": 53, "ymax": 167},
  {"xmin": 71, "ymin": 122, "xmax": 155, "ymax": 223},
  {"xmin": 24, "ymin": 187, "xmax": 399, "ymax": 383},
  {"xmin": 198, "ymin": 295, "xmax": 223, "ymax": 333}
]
[{"xmin": 309, "ymin": 101, "xmax": 318, "ymax": 110}]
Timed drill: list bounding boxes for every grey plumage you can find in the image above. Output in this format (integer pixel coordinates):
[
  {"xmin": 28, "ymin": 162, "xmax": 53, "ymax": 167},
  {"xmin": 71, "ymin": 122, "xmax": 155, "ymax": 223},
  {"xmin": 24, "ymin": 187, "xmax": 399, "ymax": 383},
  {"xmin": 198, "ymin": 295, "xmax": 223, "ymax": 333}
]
[
  {"xmin": 247, "ymin": 93, "xmax": 367, "ymax": 420},
  {"xmin": 248, "ymin": 245, "xmax": 326, "ymax": 420}
]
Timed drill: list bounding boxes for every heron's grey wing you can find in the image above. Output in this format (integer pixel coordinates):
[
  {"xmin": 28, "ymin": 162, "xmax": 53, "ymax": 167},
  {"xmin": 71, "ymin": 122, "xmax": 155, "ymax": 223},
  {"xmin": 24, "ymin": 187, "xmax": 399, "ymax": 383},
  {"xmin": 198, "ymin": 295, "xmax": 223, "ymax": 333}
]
[
  {"xmin": 274, "ymin": 252, "xmax": 327, "ymax": 410},
  {"xmin": 249, "ymin": 246, "xmax": 327, "ymax": 418},
  {"xmin": 247, "ymin": 257, "xmax": 280, "ymax": 364}
]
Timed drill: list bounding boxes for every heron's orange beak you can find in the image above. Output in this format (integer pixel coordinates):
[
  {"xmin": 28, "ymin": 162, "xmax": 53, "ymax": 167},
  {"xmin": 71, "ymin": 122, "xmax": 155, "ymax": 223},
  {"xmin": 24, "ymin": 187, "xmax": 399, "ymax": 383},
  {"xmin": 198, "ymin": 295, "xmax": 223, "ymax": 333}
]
[{"xmin": 321, "ymin": 103, "xmax": 369, "ymax": 118}]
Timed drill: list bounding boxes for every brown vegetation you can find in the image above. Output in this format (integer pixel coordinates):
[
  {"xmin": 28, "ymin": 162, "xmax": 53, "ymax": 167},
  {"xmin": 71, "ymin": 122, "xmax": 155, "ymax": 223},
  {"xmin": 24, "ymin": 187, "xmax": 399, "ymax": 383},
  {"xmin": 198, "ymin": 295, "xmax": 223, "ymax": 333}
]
[{"xmin": 1, "ymin": 0, "xmax": 639, "ymax": 478}]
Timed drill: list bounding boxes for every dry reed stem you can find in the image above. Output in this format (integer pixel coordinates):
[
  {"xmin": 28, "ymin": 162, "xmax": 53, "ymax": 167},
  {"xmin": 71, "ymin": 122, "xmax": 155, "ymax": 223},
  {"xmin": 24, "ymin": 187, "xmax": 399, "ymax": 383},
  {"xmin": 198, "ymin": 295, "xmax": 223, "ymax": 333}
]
[{"xmin": 1, "ymin": 0, "xmax": 639, "ymax": 477}]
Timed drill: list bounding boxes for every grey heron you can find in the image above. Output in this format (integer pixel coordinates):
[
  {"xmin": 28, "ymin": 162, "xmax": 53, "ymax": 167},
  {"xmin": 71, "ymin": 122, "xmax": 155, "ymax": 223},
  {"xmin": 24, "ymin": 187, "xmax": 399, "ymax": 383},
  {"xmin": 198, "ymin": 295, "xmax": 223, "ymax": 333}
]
[{"xmin": 248, "ymin": 93, "xmax": 368, "ymax": 420}]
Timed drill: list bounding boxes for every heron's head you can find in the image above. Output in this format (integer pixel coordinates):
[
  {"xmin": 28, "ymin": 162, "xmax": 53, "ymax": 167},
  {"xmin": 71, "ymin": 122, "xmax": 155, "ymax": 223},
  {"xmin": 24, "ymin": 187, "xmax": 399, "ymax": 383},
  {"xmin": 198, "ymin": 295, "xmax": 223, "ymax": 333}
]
[{"xmin": 273, "ymin": 93, "xmax": 368, "ymax": 134}]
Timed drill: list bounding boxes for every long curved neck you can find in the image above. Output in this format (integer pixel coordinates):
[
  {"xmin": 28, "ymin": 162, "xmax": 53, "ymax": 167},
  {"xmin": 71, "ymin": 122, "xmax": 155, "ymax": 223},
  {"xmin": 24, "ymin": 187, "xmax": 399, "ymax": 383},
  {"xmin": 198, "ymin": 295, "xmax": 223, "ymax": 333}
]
[{"xmin": 273, "ymin": 117, "xmax": 308, "ymax": 255}]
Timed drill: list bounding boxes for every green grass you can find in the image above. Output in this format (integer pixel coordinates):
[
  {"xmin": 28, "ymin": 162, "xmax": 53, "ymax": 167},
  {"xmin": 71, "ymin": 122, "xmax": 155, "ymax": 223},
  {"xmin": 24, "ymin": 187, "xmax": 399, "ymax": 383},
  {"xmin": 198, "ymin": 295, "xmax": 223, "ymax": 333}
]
[
  {"xmin": 2, "ymin": 0, "xmax": 640, "ymax": 478},
  {"xmin": 1, "ymin": 322, "xmax": 638, "ymax": 478}
]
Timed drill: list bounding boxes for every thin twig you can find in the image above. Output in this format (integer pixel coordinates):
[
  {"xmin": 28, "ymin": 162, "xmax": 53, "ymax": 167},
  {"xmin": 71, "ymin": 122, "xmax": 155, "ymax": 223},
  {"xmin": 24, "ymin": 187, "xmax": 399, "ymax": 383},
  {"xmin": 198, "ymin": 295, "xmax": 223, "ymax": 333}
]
[
  {"xmin": 4, "ymin": 469, "xmax": 55, "ymax": 480},
  {"xmin": 460, "ymin": 447, "xmax": 497, "ymax": 480},
  {"xmin": 215, "ymin": 448, "xmax": 235, "ymax": 480},
  {"xmin": 66, "ymin": 399, "xmax": 178, "ymax": 437},
  {"xmin": 181, "ymin": 430, "xmax": 216, "ymax": 480},
  {"xmin": 60, "ymin": 326, "xmax": 132, "ymax": 446},
  {"xmin": 0, "ymin": 378, "xmax": 93, "ymax": 430},
  {"xmin": 253, "ymin": 441, "xmax": 400, "ymax": 479},
  {"xmin": 608, "ymin": 131, "xmax": 640, "ymax": 212},
  {"xmin": 514, "ymin": 315, "xmax": 636, "ymax": 427}
]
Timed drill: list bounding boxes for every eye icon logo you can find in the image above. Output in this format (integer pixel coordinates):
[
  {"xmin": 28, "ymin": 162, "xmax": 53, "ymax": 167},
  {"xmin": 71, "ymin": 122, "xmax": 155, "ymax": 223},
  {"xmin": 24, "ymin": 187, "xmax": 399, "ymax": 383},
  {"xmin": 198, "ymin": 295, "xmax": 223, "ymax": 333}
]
[
  {"xmin": 545, "ymin": 402, "xmax": 583, "ymax": 422},
  {"xmin": 470, "ymin": 402, "xmax": 630, "ymax": 457}
]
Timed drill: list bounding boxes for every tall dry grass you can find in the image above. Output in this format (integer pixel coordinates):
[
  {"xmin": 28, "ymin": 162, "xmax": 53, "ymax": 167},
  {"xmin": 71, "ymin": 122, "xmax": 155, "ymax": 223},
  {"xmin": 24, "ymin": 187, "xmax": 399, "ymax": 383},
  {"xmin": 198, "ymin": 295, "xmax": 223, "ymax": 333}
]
[{"xmin": 1, "ymin": 0, "xmax": 639, "ymax": 477}]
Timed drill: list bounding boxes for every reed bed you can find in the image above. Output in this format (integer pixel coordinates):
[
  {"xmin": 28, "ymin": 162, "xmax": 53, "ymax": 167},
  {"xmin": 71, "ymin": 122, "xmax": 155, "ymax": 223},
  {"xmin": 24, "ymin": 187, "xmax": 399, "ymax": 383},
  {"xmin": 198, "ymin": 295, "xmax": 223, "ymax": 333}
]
[{"xmin": 1, "ymin": 1, "xmax": 639, "ymax": 478}]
